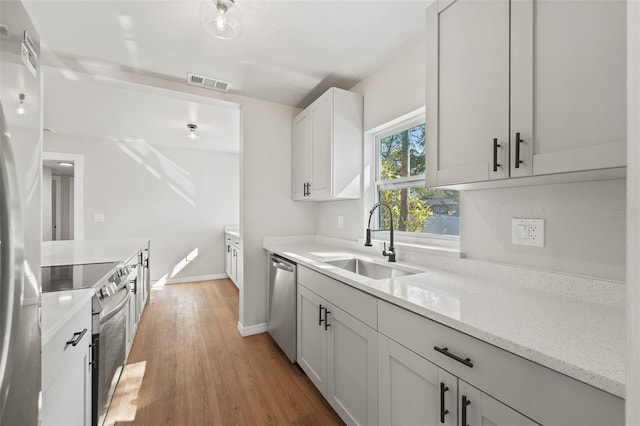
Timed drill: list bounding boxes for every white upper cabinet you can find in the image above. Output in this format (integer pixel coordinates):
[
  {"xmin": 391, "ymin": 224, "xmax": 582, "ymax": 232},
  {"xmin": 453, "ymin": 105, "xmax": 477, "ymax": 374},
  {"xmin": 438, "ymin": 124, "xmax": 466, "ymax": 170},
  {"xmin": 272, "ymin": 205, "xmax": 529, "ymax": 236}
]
[
  {"xmin": 426, "ymin": 0, "xmax": 626, "ymax": 189},
  {"xmin": 292, "ymin": 87, "xmax": 363, "ymax": 201}
]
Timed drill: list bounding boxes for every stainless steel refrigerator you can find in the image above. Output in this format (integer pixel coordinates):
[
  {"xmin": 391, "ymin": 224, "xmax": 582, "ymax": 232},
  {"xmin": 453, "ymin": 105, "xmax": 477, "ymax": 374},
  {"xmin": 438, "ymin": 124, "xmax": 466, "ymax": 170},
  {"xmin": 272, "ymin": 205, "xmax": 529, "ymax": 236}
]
[{"xmin": 0, "ymin": 1, "xmax": 42, "ymax": 424}]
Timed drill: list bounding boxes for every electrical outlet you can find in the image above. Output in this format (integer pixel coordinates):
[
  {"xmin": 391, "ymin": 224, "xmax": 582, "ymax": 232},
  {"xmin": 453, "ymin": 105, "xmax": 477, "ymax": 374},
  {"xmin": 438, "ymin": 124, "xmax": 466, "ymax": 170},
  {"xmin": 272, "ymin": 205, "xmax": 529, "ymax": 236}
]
[
  {"xmin": 337, "ymin": 215, "xmax": 344, "ymax": 229},
  {"xmin": 512, "ymin": 218, "xmax": 544, "ymax": 247},
  {"xmin": 93, "ymin": 213, "xmax": 105, "ymax": 223}
]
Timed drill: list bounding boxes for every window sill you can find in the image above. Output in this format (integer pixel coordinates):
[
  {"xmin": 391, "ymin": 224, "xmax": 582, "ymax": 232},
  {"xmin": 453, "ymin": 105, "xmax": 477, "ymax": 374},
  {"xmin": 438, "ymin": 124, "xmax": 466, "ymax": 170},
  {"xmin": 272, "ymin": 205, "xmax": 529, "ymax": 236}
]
[{"xmin": 365, "ymin": 232, "xmax": 462, "ymax": 259}]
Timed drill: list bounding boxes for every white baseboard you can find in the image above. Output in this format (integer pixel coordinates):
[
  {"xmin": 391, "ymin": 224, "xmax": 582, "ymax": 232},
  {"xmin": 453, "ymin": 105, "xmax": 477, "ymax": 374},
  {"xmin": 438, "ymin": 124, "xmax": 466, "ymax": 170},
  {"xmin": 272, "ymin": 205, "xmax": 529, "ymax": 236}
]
[
  {"xmin": 237, "ymin": 321, "xmax": 268, "ymax": 337},
  {"xmin": 164, "ymin": 274, "xmax": 228, "ymax": 285}
]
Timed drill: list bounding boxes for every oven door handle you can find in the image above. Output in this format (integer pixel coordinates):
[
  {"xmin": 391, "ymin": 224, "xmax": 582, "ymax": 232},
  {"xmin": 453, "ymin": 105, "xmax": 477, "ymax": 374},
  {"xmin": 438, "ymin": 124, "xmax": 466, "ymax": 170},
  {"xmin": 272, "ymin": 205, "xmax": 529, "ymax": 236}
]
[{"xmin": 100, "ymin": 286, "xmax": 131, "ymax": 323}]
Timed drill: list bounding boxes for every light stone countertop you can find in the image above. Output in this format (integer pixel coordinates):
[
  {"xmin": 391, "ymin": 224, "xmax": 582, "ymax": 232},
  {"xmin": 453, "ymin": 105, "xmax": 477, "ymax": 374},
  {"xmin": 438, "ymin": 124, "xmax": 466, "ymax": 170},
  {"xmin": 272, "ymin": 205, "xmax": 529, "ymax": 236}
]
[
  {"xmin": 42, "ymin": 238, "xmax": 148, "ymax": 267},
  {"xmin": 41, "ymin": 289, "xmax": 94, "ymax": 345},
  {"xmin": 264, "ymin": 240, "xmax": 625, "ymax": 398}
]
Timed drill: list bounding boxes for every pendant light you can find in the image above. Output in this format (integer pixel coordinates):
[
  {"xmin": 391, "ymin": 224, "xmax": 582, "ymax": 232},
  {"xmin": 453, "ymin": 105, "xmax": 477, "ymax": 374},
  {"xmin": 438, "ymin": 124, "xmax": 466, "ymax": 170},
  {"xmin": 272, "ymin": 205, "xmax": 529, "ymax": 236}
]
[{"xmin": 200, "ymin": 0, "xmax": 242, "ymax": 40}]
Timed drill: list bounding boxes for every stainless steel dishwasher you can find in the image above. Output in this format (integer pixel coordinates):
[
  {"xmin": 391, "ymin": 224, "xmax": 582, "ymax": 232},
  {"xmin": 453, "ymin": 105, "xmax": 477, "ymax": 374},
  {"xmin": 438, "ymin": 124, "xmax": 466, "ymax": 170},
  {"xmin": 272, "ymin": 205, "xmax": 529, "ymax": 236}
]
[{"xmin": 268, "ymin": 254, "xmax": 297, "ymax": 362}]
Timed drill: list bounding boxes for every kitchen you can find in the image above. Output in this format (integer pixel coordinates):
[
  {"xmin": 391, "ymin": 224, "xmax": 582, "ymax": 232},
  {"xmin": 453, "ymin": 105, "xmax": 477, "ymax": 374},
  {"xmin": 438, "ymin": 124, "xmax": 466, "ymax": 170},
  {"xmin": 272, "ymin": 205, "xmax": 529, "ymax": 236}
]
[{"xmin": 0, "ymin": 0, "xmax": 639, "ymax": 425}]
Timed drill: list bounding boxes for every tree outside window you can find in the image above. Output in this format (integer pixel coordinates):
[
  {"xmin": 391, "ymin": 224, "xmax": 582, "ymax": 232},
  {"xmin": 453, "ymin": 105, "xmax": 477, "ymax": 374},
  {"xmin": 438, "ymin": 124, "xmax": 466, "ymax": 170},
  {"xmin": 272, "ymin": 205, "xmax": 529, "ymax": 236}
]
[{"xmin": 376, "ymin": 122, "xmax": 460, "ymax": 236}]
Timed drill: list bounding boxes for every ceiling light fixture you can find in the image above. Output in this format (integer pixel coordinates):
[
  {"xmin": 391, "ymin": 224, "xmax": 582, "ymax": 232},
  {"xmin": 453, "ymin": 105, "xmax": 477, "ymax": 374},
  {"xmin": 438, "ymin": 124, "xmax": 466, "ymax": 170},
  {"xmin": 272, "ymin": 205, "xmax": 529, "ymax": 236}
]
[
  {"xmin": 16, "ymin": 93, "xmax": 25, "ymax": 115},
  {"xmin": 186, "ymin": 123, "xmax": 199, "ymax": 140},
  {"xmin": 58, "ymin": 162, "xmax": 73, "ymax": 167},
  {"xmin": 200, "ymin": 0, "xmax": 242, "ymax": 40}
]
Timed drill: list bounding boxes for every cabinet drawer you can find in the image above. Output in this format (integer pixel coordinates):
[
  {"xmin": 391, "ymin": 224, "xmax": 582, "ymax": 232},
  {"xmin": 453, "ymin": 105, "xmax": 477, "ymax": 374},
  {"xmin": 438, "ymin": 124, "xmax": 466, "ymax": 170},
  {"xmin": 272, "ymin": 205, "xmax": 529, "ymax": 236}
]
[
  {"xmin": 298, "ymin": 266, "xmax": 376, "ymax": 329},
  {"xmin": 378, "ymin": 300, "xmax": 623, "ymax": 426},
  {"xmin": 42, "ymin": 301, "xmax": 92, "ymax": 392}
]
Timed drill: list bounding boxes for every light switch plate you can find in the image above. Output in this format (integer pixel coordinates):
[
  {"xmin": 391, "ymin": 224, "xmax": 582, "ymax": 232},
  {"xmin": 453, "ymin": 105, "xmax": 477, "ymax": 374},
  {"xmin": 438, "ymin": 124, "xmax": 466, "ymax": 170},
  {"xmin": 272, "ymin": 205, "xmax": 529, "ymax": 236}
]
[
  {"xmin": 93, "ymin": 213, "xmax": 105, "ymax": 223},
  {"xmin": 512, "ymin": 218, "xmax": 544, "ymax": 247},
  {"xmin": 337, "ymin": 215, "xmax": 344, "ymax": 229}
]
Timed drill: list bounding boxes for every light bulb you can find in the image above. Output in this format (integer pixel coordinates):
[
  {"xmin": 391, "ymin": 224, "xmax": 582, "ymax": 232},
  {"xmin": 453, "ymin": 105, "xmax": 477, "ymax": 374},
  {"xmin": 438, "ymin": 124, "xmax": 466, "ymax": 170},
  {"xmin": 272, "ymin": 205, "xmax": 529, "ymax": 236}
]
[
  {"xmin": 217, "ymin": 15, "xmax": 226, "ymax": 32},
  {"xmin": 17, "ymin": 93, "xmax": 25, "ymax": 115}
]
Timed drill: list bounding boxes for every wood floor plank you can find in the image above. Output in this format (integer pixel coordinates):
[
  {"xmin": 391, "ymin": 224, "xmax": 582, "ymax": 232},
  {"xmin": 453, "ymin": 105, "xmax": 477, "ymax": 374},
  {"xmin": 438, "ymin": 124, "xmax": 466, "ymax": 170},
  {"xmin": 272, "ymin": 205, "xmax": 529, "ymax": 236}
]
[{"xmin": 105, "ymin": 279, "xmax": 343, "ymax": 426}]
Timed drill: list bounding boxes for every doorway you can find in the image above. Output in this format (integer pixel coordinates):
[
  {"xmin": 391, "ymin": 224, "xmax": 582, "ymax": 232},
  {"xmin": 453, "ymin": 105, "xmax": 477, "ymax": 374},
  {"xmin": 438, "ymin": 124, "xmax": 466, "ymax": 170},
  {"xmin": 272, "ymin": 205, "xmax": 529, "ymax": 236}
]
[{"xmin": 42, "ymin": 152, "xmax": 84, "ymax": 241}]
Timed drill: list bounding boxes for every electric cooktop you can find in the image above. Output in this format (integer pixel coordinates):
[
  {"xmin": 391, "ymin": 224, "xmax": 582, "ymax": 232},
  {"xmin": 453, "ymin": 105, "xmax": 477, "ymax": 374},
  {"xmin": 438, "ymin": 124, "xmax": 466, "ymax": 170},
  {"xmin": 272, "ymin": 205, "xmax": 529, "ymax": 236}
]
[{"xmin": 41, "ymin": 262, "xmax": 119, "ymax": 293}]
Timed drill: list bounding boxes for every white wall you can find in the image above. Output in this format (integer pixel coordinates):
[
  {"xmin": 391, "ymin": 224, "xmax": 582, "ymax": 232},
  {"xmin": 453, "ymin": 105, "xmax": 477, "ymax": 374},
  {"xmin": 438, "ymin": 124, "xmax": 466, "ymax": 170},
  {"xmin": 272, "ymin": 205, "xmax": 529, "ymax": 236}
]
[
  {"xmin": 43, "ymin": 133, "xmax": 240, "ymax": 282},
  {"xmin": 317, "ymin": 37, "xmax": 427, "ymax": 241},
  {"xmin": 315, "ymin": 29, "xmax": 626, "ymax": 283},
  {"xmin": 626, "ymin": 0, "xmax": 639, "ymax": 423},
  {"xmin": 42, "ymin": 166, "xmax": 52, "ymax": 241},
  {"xmin": 461, "ymin": 180, "xmax": 626, "ymax": 282},
  {"xmin": 239, "ymin": 97, "xmax": 317, "ymax": 329}
]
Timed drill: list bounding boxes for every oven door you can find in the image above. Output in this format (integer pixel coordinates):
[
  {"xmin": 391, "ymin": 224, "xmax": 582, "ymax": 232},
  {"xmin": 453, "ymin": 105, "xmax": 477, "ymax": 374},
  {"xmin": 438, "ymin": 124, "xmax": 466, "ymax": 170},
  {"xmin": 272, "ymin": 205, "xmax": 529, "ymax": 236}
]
[{"xmin": 96, "ymin": 286, "xmax": 130, "ymax": 426}]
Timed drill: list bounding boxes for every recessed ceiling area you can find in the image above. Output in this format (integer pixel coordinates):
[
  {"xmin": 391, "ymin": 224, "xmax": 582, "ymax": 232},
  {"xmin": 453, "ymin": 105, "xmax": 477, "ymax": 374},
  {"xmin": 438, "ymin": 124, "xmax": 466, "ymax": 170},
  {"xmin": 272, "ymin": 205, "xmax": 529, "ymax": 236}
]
[
  {"xmin": 23, "ymin": 0, "xmax": 431, "ymax": 108},
  {"xmin": 43, "ymin": 69, "xmax": 241, "ymax": 152}
]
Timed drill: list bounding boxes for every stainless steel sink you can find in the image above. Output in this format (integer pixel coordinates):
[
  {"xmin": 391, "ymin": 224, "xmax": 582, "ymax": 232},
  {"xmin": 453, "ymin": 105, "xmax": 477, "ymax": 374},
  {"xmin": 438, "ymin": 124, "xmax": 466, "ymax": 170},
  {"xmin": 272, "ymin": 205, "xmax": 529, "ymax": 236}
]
[{"xmin": 325, "ymin": 258, "xmax": 420, "ymax": 280}]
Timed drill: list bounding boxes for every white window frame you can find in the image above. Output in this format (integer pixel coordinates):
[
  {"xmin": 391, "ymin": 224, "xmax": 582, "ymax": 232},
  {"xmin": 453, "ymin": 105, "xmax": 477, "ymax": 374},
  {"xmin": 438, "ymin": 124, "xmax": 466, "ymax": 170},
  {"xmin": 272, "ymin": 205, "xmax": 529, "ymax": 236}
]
[{"xmin": 368, "ymin": 108, "xmax": 460, "ymax": 249}]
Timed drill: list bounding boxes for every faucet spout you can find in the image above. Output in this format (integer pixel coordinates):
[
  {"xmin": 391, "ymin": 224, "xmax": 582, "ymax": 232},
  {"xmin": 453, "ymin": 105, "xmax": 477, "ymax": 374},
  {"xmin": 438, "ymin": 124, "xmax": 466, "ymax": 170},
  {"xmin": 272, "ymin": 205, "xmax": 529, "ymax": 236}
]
[{"xmin": 364, "ymin": 202, "xmax": 396, "ymax": 262}]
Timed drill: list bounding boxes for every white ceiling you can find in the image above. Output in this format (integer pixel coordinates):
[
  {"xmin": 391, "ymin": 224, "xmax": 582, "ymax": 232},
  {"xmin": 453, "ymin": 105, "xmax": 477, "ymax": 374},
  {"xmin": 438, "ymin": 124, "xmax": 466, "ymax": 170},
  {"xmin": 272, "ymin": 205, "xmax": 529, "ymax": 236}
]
[
  {"xmin": 23, "ymin": 0, "xmax": 430, "ymax": 108},
  {"xmin": 43, "ymin": 70, "xmax": 241, "ymax": 152}
]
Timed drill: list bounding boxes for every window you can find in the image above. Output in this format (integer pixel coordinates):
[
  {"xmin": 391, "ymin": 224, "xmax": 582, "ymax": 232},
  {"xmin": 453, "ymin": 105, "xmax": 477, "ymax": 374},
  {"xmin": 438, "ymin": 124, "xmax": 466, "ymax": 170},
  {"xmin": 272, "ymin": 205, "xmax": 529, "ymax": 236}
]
[{"xmin": 375, "ymin": 117, "xmax": 460, "ymax": 237}]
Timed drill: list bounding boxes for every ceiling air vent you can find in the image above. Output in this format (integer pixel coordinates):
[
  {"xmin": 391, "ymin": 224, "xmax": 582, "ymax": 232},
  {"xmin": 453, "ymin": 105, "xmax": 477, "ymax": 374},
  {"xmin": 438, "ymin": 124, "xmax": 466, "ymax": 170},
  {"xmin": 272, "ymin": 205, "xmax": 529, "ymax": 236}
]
[{"xmin": 187, "ymin": 72, "xmax": 231, "ymax": 92}]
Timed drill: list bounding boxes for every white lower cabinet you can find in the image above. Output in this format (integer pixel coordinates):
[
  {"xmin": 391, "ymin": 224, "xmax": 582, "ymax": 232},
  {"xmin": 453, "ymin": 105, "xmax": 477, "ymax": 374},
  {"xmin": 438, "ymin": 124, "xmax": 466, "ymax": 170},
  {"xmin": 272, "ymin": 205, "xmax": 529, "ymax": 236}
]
[
  {"xmin": 225, "ymin": 233, "xmax": 241, "ymax": 289},
  {"xmin": 378, "ymin": 334, "xmax": 456, "ymax": 426},
  {"xmin": 379, "ymin": 335, "xmax": 537, "ymax": 426},
  {"xmin": 42, "ymin": 298, "xmax": 92, "ymax": 426},
  {"xmin": 297, "ymin": 284, "xmax": 378, "ymax": 426},
  {"xmin": 293, "ymin": 264, "xmax": 623, "ymax": 426}
]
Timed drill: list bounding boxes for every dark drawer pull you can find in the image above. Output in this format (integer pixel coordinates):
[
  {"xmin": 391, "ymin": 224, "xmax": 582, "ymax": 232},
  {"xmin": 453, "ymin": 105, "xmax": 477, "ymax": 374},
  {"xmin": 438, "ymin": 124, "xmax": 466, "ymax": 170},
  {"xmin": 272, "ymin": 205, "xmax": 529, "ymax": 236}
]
[
  {"xmin": 440, "ymin": 382, "xmax": 449, "ymax": 423},
  {"xmin": 324, "ymin": 308, "xmax": 331, "ymax": 331},
  {"xmin": 66, "ymin": 328, "xmax": 88, "ymax": 347},
  {"xmin": 515, "ymin": 132, "xmax": 523, "ymax": 169},
  {"xmin": 462, "ymin": 394, "xmax": 471, "ymax": 426},
  {"xmin": 319, "ymin": 304, "xmax": 325, "ymax": 326},
  {"xmin": 492, "ymin": 138, "xmax": 501, "ymax": 172},
  {"xmin": 434, "ymin": 346, "xmax": 474, "ymax": 368}
]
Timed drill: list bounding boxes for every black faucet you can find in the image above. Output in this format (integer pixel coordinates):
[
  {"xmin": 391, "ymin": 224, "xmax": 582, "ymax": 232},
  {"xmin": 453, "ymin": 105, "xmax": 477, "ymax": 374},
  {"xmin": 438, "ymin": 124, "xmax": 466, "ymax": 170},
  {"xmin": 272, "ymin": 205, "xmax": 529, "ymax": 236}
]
[{"xmin": 364, "ymin": 202, "xmax": 396, "ymax": 262}]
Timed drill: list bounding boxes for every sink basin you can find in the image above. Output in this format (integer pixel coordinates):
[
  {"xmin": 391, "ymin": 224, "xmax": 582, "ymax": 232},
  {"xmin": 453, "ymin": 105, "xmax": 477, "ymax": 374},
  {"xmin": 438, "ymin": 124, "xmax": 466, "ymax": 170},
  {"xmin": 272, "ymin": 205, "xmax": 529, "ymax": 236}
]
[{"xmin": 325, "ymin": 258, "xmax": 420, "ymax": 280}]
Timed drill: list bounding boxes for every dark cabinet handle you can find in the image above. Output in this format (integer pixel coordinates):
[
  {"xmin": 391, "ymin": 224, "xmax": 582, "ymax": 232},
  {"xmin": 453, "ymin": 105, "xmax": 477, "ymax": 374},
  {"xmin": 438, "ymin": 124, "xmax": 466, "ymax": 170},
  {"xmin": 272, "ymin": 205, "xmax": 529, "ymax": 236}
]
[
  {"xmin": 324, "ymin": 308, "xmax": 331, "ymax": 330},
  {"xmin": 319, "ymin": 304, "xmax": 325, "ymax": 326},
  {"xmin": 434, "ymin": 346, "xmax": 474, "ymax": 368},
  {"xmin": 440, "ymin": 382, "xmax": 449, "ymax": 423},
  {"xmin": 492, "ymin": 138, "xmax": 501, "ymax": 172},
  {"xmin": 515, "ymin": 132, "xmax": 523, "ymax": 169},
  {"xmin": 462, "ymin": 395, "xmax": 471, "ymax": 426},
  {"xmin": 66, "ymin": 328, "xmax": 88, "ymax": 347},
  {"xmin": 306, "ymin": 182, "xmax": 311, "ymax": 196}
]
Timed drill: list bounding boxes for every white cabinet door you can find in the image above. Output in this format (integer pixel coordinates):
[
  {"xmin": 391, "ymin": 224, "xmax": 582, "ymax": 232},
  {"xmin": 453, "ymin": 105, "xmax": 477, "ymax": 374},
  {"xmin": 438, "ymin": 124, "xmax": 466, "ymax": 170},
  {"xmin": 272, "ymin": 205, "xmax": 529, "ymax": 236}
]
[
  {"xmin": 291, "ymin": 87, "xmax": 362, "ymax": 201},
  {"xmin": 297, "ymin": 285, "xmax": 327, "ymax": 395},
  {"xmin": 326, "ymin": 304, "xmax": 377, "ymax": 426},
  {"xmin": 378, "ymin": 335, "xmax": 457, "ymax": 426},
  {"xmin": 458, "ymin": 380, "xmax": 539, "ymax": 426},
  {"xmin": 292, "ymin": 111, "xmax": 310, "ymax": 200},
  {"xmin": 512, "ymin": 0, "xmax": 626, "ymax": 177},
  {"xmin": 225, "ymin": 245, "xmax": 232, "ymax": 278},
  {"xmin": 42, "ymin": 301, "xmax": 92, "ymax": 426},
  {"xmin": 308, "ymin": 91, "xmax": 332, "ymax": 199},
  {"xmin": 426, "ymin": 0, "xmax": 510, "ymax": 187},
  {"xmin": 230, "ymin": 247, "xmax": 238, "ymax": 285}
]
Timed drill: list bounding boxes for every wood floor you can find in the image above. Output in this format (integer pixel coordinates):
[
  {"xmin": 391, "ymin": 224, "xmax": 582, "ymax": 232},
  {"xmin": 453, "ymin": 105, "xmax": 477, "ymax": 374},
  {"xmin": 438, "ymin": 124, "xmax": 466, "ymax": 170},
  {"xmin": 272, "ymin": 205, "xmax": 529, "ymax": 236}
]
[{"xmin": 105, "ymin": 279, "xmax": 343, "ymax": 426}]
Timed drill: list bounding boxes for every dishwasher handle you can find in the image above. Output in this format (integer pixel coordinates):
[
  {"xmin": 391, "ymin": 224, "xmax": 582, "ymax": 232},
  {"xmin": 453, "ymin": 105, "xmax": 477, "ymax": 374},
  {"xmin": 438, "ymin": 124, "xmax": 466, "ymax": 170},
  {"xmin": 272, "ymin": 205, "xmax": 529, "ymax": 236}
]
[{"xmin": 271, "ymin": 256, "xmax": 294, "ymax": 273}]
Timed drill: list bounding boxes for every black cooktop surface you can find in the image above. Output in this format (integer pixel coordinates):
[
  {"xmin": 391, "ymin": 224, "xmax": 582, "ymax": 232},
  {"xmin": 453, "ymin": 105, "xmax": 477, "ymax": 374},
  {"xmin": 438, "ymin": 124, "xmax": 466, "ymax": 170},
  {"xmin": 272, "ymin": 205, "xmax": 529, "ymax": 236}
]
[{"xmin": 41, "ymin": 262, "xmax": 118, "ymax": 293}]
